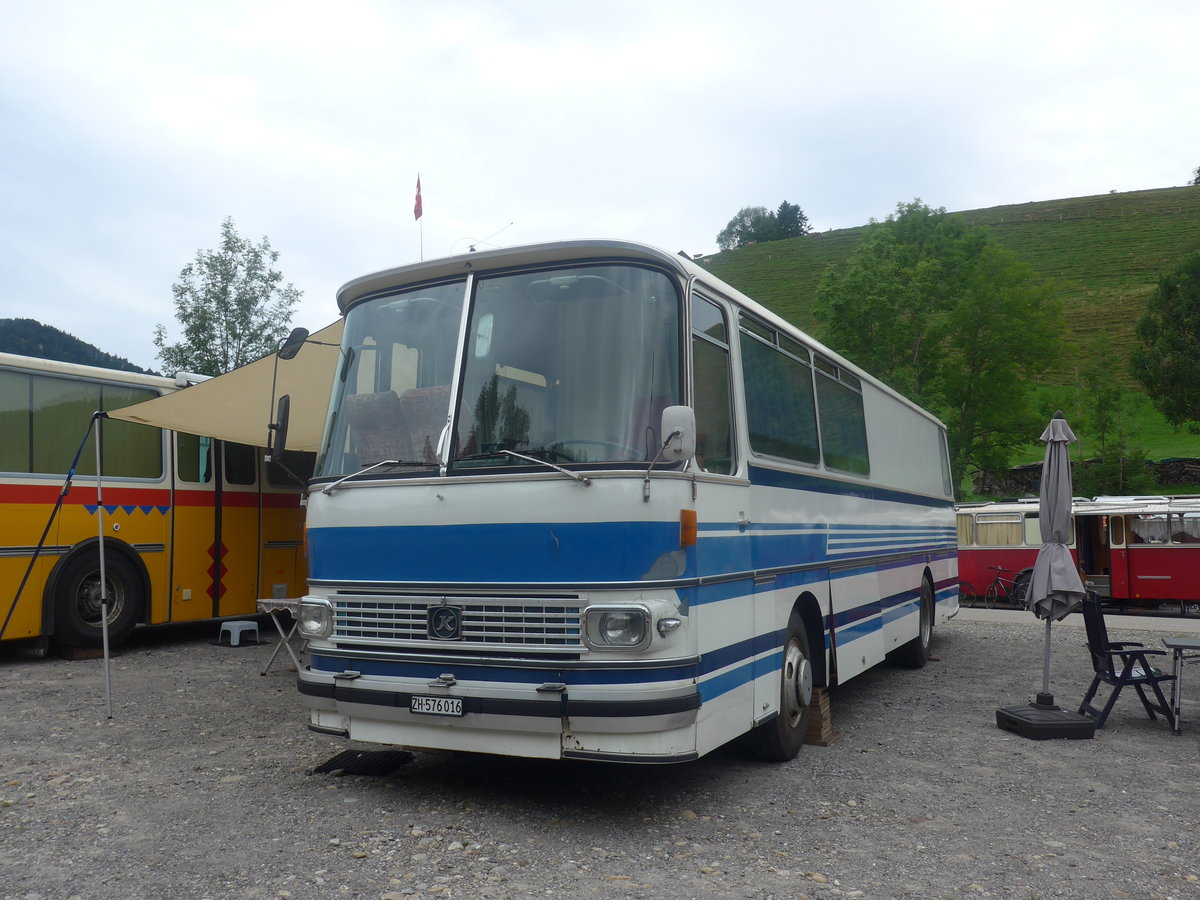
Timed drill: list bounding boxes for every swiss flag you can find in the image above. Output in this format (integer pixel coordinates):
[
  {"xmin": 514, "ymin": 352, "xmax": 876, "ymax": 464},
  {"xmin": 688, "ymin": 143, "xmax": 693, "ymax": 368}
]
[{"xmin": 414, "ymin": 175, "xmax": 423, "ymax": 221}]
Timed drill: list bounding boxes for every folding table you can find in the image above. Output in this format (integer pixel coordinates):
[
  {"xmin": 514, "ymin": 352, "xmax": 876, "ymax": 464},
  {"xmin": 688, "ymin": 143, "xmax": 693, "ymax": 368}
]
[
  {"xmin": 256, "ymin": 598, "xmax": 304, "ymax": 675},
  {"xmin": 1161, "ymin": 636, "xmax": 1200, "ymax": 735}
]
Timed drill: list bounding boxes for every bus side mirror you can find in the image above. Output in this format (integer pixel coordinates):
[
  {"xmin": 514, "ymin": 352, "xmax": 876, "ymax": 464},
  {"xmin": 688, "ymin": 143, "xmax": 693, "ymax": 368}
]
[
  {"xmin": 278, "ymin": 327, "xmax": 309, "ymax": 360},
  {"xmin": 660, "ymin": 406, "xmax": 696, "ymax": 462},
  {"xmin": 269, "ymin": 394, "xmax": 291, "ymax": 463}
]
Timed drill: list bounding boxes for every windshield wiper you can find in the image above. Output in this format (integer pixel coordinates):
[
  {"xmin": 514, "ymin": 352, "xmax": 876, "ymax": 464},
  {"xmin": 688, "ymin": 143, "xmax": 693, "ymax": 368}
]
[
  {"xmin": 321, "ymin": 458, "xmax": 434, "ymax": 495},
  {"xmin": 454, "ymin": 449, "xmax": 591, "ymax": 486}
]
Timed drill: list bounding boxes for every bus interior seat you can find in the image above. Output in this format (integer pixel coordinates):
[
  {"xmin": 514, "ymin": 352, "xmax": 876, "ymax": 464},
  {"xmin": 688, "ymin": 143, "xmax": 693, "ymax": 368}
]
[
  {"xmin": 343, "ymin": 391, "xmax": 412, "ymax": 464},
  {"xmin": 399, "ymin": 385, "xmax": 451, "ymax": 463}
]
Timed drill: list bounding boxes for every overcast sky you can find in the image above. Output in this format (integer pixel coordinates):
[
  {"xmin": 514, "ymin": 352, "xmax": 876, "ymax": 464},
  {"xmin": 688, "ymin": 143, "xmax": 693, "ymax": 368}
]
[{"xmin": 2, "ymin": 0, "xmax": 1197, "ymax": 371}]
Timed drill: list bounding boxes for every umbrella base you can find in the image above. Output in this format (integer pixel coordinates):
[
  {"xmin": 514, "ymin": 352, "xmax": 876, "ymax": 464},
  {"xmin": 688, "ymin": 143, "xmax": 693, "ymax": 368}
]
[{"xmin": 996, "ymin": 701, "xmax": 1097, "ymax": 740}]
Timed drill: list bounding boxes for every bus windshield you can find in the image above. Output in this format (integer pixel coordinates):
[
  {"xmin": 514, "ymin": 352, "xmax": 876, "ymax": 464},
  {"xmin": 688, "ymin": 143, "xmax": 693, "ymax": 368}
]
[
  {"xmin": 454, "ymin": 264, "xmax": 680, "ymax": 470},
  {"xmin": 316, "ymin": 263, "xmax": 681, "ymax": 479},
  {"xmin": 317, "ymin": 280, "xmax": 465, "ymax": 478}
]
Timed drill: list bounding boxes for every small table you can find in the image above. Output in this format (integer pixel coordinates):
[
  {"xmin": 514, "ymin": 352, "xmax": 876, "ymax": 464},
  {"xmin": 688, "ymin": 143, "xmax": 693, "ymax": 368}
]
[
  {"xmin": 1161, "ymin": 636, "xmax": 1200, "ymax": 735},
  {"xmin": 256, "ymin": 598, "xmax": 304, "ymax": 675}
]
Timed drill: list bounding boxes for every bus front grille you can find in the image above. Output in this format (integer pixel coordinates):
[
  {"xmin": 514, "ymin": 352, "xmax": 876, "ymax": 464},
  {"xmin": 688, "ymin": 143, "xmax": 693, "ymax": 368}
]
[{"xmin": 331, "ymin": 593, "xmax": 583, "ymax": 649}]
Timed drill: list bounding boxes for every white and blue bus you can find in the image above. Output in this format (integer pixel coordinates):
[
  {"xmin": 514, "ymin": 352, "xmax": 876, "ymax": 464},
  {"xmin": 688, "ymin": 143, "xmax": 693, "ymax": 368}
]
[{"xmin": 295, "ymin": 240, "xmax": 958, "ymax": 763}]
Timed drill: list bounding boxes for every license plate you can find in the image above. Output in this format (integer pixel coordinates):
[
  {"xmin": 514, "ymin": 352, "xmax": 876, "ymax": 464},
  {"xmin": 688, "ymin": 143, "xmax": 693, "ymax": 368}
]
[{"xmin": 410, "ymin": 695, "xmax": 464, "ymax": 717}]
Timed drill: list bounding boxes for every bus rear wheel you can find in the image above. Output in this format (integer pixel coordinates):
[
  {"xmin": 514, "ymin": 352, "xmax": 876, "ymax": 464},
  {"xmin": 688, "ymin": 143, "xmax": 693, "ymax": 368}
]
[
  {"xmin": 749, "ymin": 611, "xmax": 812, "ymax": 762},
  {"xmin": 52, "ymin": 550, "xmax": 142, "ymax": 648}
]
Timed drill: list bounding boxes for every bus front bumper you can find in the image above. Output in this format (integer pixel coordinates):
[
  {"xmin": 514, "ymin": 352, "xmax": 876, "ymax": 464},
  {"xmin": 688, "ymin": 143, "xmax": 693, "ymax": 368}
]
[{"xmin": 297, "ymin": 664, "xmax": 701, "ymax": 763}]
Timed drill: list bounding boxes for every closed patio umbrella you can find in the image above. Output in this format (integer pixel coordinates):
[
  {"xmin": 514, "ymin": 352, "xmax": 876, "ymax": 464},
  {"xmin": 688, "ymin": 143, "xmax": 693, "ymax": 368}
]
[
  {"xmin": 996, "ymin": 411, "xmax": 1095, "ymax": 739},
  {"xmin": 1026, "ymin": 412, "xmax": 1086, "ymax": 703}
]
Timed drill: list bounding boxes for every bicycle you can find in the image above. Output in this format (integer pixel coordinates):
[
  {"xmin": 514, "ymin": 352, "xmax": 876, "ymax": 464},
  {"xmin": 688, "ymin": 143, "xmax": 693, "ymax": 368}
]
[{"xmin": 960, "ymin": 565, "xmax": 1029, "ymax": 610}]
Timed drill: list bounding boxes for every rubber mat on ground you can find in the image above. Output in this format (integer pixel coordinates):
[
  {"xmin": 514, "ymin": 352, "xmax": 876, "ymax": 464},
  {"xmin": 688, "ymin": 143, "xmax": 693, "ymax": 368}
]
[{"xmin": 312, "ymin": 749, "xmax": 414, "ymax": 776}]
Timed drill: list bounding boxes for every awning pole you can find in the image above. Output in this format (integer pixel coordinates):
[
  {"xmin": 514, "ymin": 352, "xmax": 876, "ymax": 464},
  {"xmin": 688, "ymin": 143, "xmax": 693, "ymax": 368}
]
[{"xmin": 95, "ymin": 412, "xmax": 113, "ymax": 719}]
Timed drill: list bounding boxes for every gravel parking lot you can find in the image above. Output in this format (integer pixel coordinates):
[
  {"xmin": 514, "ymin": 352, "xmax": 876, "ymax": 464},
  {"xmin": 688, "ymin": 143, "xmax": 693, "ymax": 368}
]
[{"xmin": 2, "ymin": 608, "xmax": 1198, "ymax": 900}]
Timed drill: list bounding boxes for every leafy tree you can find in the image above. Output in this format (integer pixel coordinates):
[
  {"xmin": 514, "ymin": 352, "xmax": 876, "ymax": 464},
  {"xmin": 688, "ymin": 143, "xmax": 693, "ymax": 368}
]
[
  {"xmin": 1130, "ymin": 251, "xmax": 1200, "ymax": 430},
  {"xmin": 716, "ymin": 201, "xmax": 809, "ymax": 250},
  {"xmin": 154, "ymin": 217, "xmax": 301, "ymax": 376},
  {"xmin": 1066, "ymin": 339, "xmax": 1157, "ymax": 496},
  {"xmin": 716, "ymin": 206, "xmax": 773, "ymax": 251},
  {"xmin": 1191, "ymin": 166, "xmax": 1200, "ymax": 186},
  {"xmin": 814, "ymin": 200, "xmax": 1064, "ymax": 495}
]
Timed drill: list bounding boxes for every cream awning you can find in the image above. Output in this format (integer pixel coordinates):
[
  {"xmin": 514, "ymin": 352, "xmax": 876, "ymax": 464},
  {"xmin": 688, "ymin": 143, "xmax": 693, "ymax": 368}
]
[{"xmin": 108, "ymin": 321, "xmax": 343, "ymax": 452}]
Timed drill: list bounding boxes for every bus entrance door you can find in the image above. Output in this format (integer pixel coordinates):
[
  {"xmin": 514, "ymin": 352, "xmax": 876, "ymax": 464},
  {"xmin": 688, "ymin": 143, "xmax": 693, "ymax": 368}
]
[
  {"xmin": 1075, "ymin": 514, "xmax": 1112, "ymax": 601},
  {"xmin": 1107, "ymin": 515, "xmax": 1130, "ymax": 604}
]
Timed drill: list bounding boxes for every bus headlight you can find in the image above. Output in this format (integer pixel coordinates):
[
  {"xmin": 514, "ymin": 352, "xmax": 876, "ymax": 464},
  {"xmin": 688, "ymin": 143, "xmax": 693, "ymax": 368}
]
[
  {"xmin": 297, "ymin": 599, "xmax": 333, "ymax": 639},
  {"xmin": 583, "ymin": 606, "xmax": 651, "ymax": 651}
]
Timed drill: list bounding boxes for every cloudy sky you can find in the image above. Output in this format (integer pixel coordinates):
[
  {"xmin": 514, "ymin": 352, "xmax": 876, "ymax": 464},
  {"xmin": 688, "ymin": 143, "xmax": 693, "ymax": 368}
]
[{"xmin": 2, "ymin": 0, "xmax": 1197, "ymax": 371}]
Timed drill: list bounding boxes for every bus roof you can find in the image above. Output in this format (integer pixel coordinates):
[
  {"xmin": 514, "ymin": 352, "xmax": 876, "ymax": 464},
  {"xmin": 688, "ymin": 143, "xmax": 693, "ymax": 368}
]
[
  {"xmin": 957, "ymin": 495, "xmax": 1200, "ymax": 516},
  {"xmin": 0, "ymin": 351, "xmax": 177, "ymax": 393},
  {"xmin": 336, "ymin": 239, "xmax": 949, "ymax": 432}
]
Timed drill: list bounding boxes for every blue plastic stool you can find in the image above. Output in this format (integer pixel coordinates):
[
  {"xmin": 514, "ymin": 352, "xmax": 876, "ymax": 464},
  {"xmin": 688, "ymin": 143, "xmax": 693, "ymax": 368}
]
[{"xmin": 218, "ymin": 620, "xmax": 259, "ymax": 646}]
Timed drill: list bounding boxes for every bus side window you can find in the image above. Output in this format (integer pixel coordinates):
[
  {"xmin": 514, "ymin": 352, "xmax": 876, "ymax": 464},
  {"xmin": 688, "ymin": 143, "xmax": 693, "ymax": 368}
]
[
  {"xmin": 224, "ymin": 442, "xmax": 258, "ymax": 486},
  {"xmin": 1131, "ymin": 514, "xmax": 1167, "ymax": 544},
  {"xmin": 956, "ymin": 514, "xmax": 974, "ymax": 545},
  {"xmin": 691, "ymin": 295, "xmax": 734, "ymax": 475},
  {"xmin": 1172, "ymin": 512, "xmax": 1200, "ymax": 543},
  {"xmin": 0, "ymin": 370, "xmax": 31, "ymax": 472},
  {"xmin": 177, "ymin": 433, "xmax": 212, "ymax": 483},
  {"xmin": 1110, "ymin": 516, "xmax": 1124, "ymax": 545},
  {"xmin": 813, "ymin": 355, "xmax": 869, "ymax": 476},
  {"xmin": 739, "ymin": 317, "xmax": 819, "ymax": 466},
  {"xmin": 976, "ymin": 513, "xmax": 1021, "ymax": 545}
]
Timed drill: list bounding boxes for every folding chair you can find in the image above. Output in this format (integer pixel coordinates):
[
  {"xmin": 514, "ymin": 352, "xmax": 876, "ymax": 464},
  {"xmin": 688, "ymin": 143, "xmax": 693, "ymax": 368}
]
[{"xmin": 1078, "ymin": 593, "xmax": 1176, "ymax": 730}]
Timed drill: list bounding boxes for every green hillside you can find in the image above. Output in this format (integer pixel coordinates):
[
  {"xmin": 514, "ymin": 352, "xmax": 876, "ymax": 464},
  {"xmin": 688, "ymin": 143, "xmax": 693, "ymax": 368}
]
[{"xmin": 700, "ymin": 186, "xmax": 1200, "ymax": 463}]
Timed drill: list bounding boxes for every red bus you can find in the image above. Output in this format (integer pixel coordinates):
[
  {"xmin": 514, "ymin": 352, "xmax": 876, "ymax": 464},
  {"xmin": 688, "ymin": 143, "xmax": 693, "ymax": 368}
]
[{"xmin": 956, "ymin": 497, "xmax": 1200, "ymax": 616}]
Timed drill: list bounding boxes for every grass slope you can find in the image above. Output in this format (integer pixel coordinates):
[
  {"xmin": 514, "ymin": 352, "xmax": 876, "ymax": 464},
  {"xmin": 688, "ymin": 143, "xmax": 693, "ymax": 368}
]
[{"xmin": 700, "ymin": 186, "xmax": 1200, "ymax": 462}]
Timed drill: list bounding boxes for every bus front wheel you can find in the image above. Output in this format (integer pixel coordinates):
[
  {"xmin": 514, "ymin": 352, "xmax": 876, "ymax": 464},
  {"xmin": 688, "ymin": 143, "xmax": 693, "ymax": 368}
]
[
  {"xmin": 52, "ymin": 550, "xmax": 142, "ymax": 648},
  {"xmin": 749, "ymin": 611, "xmax": 813, "ymax": 762},
  {"xmin": 893, "ymin": 576, "xmax": 934, "ymax": 668}
]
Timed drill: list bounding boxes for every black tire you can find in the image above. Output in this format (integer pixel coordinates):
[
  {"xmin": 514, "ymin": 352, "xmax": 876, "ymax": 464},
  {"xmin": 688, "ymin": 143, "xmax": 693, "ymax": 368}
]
[
  {"xmin": 749, "ymin": 611, "xmax": 813, "ymax": 762},
  {"xmin": 1010, "ymin": 572, "xmax": 1030, "ymax": 609},
  {"xmin": 894, "ymin": 576, "xmax": 934, "ymax": 668},
  {"xmin": 984, "ymin": 582, "xmax": 1000, "ymax": 610},
  {"xmin": 959, "ymin": 582, "xmax": 977, "ymax": 608},
  {"xmin": 52, "ymin": 549, "xmax": 142, "ymax": 648}
]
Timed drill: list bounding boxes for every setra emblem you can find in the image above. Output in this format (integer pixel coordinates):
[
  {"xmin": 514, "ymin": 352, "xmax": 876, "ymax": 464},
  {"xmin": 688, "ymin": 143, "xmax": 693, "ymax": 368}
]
[{"xmin": 427, "ymin": 605, "xmax": 463, "ymax": 641}]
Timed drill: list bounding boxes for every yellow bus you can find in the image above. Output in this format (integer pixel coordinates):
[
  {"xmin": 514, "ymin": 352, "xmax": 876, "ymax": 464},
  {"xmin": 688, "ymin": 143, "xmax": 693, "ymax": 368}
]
[{"xmin": 0, "ymin": 352, "xmax": 308, "ymax": 649}]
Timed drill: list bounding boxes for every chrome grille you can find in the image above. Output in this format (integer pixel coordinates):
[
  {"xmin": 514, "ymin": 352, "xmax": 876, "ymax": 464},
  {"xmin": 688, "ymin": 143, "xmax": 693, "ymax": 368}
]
[{"xmin": 332, "ymin": 593, "xmax": 583, "ymax": 648}]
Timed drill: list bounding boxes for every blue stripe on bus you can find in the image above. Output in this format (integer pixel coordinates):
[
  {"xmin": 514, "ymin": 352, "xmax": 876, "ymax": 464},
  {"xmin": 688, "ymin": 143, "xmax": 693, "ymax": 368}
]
[
  {"xmin": 699, "ymin": 651, "xmax": 783, "ymax": 702},
  {"xmin": 307, "ymin": 521, "xmax": 685, "ymax": 584},
  {"xmin": 308, "ymin": 520, "xmax": 955, "ymax": 586},
  {"xmin": 747, "ymin": 465, "xmax": 955, "ymax": 509}
]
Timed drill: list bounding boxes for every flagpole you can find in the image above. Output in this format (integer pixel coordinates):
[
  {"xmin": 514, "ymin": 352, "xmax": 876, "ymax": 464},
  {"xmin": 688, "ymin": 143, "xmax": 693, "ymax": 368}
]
[{"xmin": 414, "ymin": 173, "xmax": 424, "ymax": 260}]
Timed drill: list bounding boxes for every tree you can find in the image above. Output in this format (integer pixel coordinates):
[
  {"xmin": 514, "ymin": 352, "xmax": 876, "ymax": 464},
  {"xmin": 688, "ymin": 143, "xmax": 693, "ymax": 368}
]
[
  {"xmin": 773, "ymin": 201, "xmax": 809, "ymax": 239},
  {"xmin": 814, "ymin": 200, "xmax": 1065, "ymax": 495},
  {"xmin": 154, "ymin": 217, "xmax": 302, "ymax": 376},
  {"xmin": 1130, "ymin": 250, "xmax": 1200, "ymax": 429},
  {"xmin": 1191, "ymin": 166, "xmax": 1200, "ymax": 186},
  {"xmin": 1057, "ymin": 338, "xmax": 1157, "ymax": 497},
  {"xmin": 715, "ymin": 201, "xmax": 809, "ymax": 250}
]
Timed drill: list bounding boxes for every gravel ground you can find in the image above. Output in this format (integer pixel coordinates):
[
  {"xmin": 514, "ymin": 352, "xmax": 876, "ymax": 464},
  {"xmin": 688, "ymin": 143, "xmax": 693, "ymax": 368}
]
[{"xmin": 2, "ymin": 609, "xmax": 1198, "ymax": 900}]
